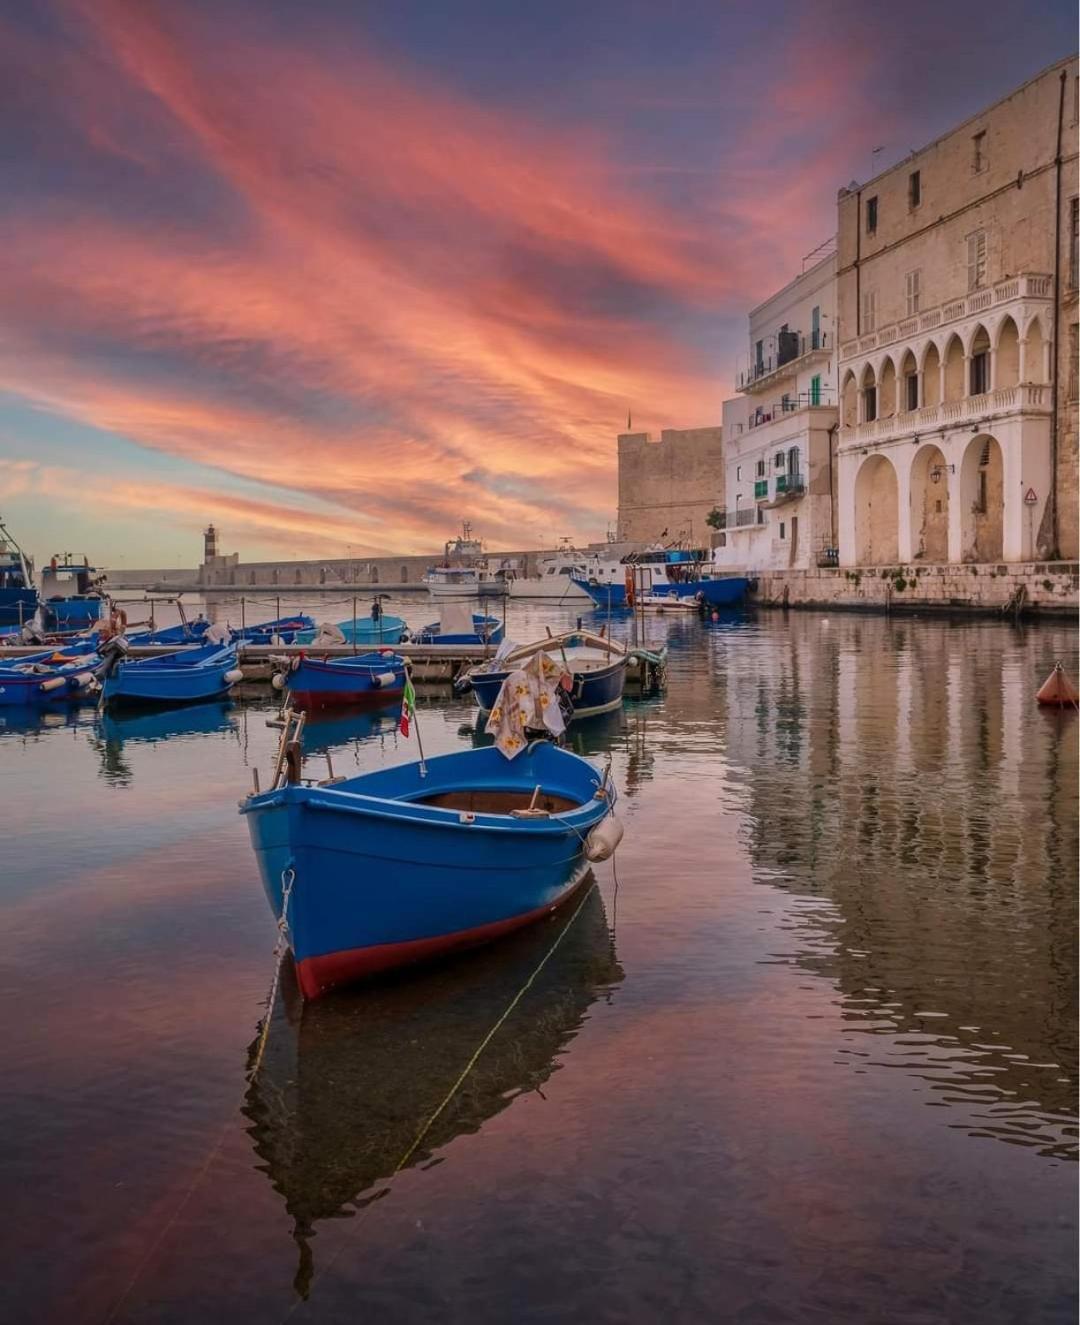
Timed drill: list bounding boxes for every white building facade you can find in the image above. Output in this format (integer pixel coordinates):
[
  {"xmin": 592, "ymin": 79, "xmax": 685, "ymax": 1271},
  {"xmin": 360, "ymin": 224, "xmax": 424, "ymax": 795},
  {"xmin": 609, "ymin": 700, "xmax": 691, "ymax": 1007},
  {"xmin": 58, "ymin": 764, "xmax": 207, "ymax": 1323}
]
[
  {"xmin": 714, "ymin": 253, "xmax": 839, "ymax": 571},
  {"xmin": 835, "ymin": 57, "xmax": 1078, "ymax": 567}
]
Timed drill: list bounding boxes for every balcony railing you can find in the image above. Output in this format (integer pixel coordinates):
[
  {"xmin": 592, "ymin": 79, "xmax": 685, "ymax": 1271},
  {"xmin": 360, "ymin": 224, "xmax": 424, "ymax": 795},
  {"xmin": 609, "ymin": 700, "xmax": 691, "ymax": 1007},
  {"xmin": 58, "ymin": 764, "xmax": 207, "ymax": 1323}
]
[
  {"xmin": 840, "ymin": 383, "xmax": 1050, "ymax": 448},
  {"xmin": 737, "ymin": 330, "xmax": 830, "ymax": 391},
  {"xmin": 775, "ymin": 475, "xmax": 805, "ymax": 495},
  {"xmin": 714, "ymin": 508, "xmax": 762, "ymax": 531},
  {"xmin": 747, "ymin": 388, "xmax": 835, "ymax": 430},
  {"xmin": 839, "ymin": 273, "xmax": 1052, "ymax": 361}
]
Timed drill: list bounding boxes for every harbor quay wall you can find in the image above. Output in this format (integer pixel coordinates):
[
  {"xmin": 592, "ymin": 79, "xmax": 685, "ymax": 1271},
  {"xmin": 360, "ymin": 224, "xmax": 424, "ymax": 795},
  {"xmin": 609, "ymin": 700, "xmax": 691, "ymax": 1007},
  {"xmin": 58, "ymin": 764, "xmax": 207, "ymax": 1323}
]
[{"xmin": 750, "ymin": 561, "xmax": 1079, "ymax": 616}]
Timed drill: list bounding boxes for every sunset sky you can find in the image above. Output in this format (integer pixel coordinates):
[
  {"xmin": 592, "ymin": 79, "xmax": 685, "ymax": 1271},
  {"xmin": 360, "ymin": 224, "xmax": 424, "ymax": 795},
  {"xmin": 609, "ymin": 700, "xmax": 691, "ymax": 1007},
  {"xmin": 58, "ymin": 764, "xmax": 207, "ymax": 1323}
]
[{"xmin": 1, "ymin": 1, "xmax": 1075, "ymax": 565}]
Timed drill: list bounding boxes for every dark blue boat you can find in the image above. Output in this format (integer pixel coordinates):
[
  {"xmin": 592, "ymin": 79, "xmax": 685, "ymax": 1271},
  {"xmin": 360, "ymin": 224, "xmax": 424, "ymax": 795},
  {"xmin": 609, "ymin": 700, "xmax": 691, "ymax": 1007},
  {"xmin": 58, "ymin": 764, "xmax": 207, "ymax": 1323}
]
[
  {"xmin": 39, "ymin": 556, "xmax": 106, "ymax": 631},
  {"xmin": 467, "ymin": 631, "xmax": 628, "ymax": 719},
  {"xmin": 0, "ymin": 520, "xmax": 37, "ymax": 628},
  {"xmin": 414, "ymin": 612, "xmax": 504, "ymax": 645},
  {"xmin": 0, "ymin": 653, "xmax": 100, "ymax": 708},
  {"xmin": 241, "ymin": 739, "xmax": 617, "ymax": 998},
  {"xmin": 100, "ymin": 642, "xmax": 241, "ymax": 707},
  {"xmin": 233, "ymin": 615, "xmax": 315, "ymax": 644},
  {"xmin": 283, "ymin": 651, "xmax": 406, "ymax": 709}
]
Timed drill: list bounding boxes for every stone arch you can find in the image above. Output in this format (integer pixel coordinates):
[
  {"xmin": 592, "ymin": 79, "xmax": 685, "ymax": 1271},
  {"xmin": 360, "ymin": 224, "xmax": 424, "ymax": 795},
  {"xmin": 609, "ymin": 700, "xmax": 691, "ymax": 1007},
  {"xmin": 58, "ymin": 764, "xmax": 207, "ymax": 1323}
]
[
  {"xmin": 943, "ymin": 334, "xmax": 965, "ymax": 402},
  {"xmin": 909, "ymin": 444, "xmax": 950, "ymax": 562},
  {"xmin": 968, "ymin": 324, "xmax": 991, "ymax": 396},
  {"xmin": 960, "ymin": 434, "xmax": 1004, "ymax": 562},
  {"xmin": 854, "ymin": 454, "xmax": 899, "ymax": 565},
  {"xmin": 899, "ymin": 348, "xmax": 919, "ymax": 411},
  {"xmin": 995, "ymin": 316, "xmax": 1020, "ymax": 389},
  {"xmin": 921, "ymin": 342, "xmax": 942, "ymax": 407},
  {"xmin": 879, "ymin": 356, "xmax": 898, "ymax": 417},
  {"xmin": 1023, "ymin": 315, "xmax": 1045, "ymax": 382},
  {"xmin": 860, "ymin": 362, "xmax": 878, "ymax": 422},
  {"xmin": 841, "ymin": 369, "xmax": 858, "ymax": 428}
]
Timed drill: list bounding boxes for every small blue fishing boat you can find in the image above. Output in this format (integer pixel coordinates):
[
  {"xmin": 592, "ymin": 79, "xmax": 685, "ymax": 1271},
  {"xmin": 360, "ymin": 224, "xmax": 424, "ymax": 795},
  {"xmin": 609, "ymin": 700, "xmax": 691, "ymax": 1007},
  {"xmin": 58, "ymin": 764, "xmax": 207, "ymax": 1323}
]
[
  {"xmin": 100, "ymin": 642, "xmax": 241, "ymax": 707},
  {"xmin": 296, "ymin": 615, "xmax": 406, "ymax": 647},
  {"xmin": 0, "ymin": 519, "xmax": 38, "ymax": 628},
  {"xmin": 0, "ymin": 654, "xmax": 100, "ymax": 707},
  {"xmin": 281, "ymin": 651, "xmax": 406, "ymax": 709},
  {"xmin": 233, "ymin": 615, "xmax": 315, "ymax": 644},
  {"xmin": 413, "ymin": 604, "xmax": 504, "ymax": 645},
  {"xmin": 465, "ymin": 630, "xmax": 628, "ymax": 719},
  {"xmin": 241, "ymin": 730, "xmax": 618, "ymax": 999}
]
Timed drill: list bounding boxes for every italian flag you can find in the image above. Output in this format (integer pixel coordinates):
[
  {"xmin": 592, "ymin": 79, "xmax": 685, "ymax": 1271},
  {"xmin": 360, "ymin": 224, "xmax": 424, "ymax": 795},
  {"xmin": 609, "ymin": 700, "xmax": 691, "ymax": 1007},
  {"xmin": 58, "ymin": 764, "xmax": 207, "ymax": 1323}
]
[{"xmin": 399, "ymin": 672, "xmax": 416, "ymax": 737}]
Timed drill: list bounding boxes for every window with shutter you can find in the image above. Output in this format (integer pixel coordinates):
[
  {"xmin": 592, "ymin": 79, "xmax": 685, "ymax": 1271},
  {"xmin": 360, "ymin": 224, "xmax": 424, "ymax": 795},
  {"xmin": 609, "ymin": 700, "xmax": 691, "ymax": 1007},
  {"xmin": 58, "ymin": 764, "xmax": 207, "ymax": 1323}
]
[
  {"xmin": 861, "ymin": 289, "xmax": 877, "ymax": 333},
  {"xmin": 905, "ymin": 269, "xmax": 921, "ymax": 317},
  {"xmin": 966, "ymin": 231, "xmax": 987, "ymax": 291},
  {"xmin": 972, "ymin": 131, "xmax": 986, "ymax": 173}
]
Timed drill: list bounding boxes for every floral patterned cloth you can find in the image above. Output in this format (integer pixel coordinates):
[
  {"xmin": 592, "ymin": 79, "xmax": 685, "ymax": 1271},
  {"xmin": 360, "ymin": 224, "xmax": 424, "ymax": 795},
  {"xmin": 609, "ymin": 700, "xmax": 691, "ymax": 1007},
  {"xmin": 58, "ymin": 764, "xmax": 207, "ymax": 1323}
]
[{"xmin": 485, "ymin": 649, "xmax": 568, "ymax": 759}]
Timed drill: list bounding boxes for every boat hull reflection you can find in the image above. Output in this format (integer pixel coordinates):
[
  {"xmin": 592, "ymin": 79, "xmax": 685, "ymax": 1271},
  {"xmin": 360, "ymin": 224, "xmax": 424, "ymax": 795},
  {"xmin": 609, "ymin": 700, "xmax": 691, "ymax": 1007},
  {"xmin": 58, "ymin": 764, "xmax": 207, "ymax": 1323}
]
[{"xmin": 244, "ymin": 884, "xmax": 622, "ymax": 1298}]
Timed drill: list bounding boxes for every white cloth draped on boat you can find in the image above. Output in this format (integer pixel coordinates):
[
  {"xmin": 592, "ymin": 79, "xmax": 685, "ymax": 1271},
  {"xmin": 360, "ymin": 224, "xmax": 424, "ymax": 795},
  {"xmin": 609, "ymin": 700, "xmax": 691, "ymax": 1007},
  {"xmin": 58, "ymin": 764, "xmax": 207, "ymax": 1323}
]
[
  {"xmin": 439, "ymin": 601, "xmax": 475, "ymax": 635},
  {"xmin": 485, "ymin": 650, "xmax": 567, "ymax": 759}
]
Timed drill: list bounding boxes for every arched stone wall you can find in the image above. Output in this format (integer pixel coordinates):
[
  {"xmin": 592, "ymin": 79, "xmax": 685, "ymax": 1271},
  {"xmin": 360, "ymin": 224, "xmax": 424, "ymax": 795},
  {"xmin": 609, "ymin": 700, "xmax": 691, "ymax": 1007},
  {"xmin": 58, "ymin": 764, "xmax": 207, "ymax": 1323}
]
[
  {"xmin": 860, "ymin": 363, "xmax": 877, "ymax": 421},
  {"xmin": 943, "ymin": 335, "xmax": 965, "ymax": 402},
  {"xmin": 854, "ymin": 455, "xmax": 899, "ymax": 565},
  {"xmin": 841, "ymin": 371, "xmax": 858, "ymax": 427},
  {"xmin": 909, "ymin": 444, "xmax": 950, "ymax": 562},
  {"xmin": 960, "ymin": 434, "xmax": 1004, "ymax": 562},
  {"xmin": 879, "ymin": 357, "xmax": 897, "ymax": 417},
  {"xmin": 922, "ymin": 343, "xmax": 942, "ymax": 407},
  {"xmin": 1024, "ymin": 316, "xmax": 1045, "ymax": 382},
  {"xmin": 996, "ymin": 317, "xmax": 1020, "ymax": 388},
  {"xmin": 899, "ymin": 350, "xmax": 918, "ymax": 412}
]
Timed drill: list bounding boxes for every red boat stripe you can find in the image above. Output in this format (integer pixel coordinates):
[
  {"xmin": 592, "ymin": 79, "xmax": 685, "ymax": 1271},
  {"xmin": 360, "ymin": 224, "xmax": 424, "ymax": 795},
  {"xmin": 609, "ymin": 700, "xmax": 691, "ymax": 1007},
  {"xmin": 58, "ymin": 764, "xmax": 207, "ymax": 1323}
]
[{"xmin": 294, "ymin": 872, "xmax": 590, "ymax": 999}]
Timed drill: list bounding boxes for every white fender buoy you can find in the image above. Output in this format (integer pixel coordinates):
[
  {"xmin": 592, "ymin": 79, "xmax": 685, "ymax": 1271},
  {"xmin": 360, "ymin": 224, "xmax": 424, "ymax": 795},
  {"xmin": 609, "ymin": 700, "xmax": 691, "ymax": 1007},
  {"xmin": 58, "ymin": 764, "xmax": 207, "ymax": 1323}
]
[
  {"xmin": 223, "ymin": 668, "xmax": 244, "ymax": 685},
  {"xmin": 584, "ymin": 814, "xmax": 624, "ymax": 862},
  {"xmin": 38, "ymin": 675, "xmax": 67, "ymax": 692},
  {"xmin": 373, "ymin": 671, "xmax": 398, "ymax": 688},
  {"xmin": 271, "ymin": 673, "xmax": 286, "ymax": 690}
]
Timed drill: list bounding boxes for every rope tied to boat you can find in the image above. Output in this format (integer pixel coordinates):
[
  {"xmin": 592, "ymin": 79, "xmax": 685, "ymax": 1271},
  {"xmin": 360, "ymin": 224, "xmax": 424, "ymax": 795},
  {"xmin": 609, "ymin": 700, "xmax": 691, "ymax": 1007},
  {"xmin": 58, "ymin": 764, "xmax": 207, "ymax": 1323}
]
[{"xmin": 249, "ymin": 865, "xmax": 296, "ymax": 1081}]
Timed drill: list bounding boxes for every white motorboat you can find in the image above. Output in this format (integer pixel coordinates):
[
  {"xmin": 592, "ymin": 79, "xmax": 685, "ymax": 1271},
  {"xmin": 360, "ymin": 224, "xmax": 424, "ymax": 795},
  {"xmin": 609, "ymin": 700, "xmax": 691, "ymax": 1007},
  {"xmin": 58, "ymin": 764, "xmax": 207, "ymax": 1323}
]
[
  {"xmin": 423, "ymin": 564, "xmax": 509, "ymax": 599},
  {"xmin": 508, "ymin": 549, "xmax": 591, "ymax": 600}
]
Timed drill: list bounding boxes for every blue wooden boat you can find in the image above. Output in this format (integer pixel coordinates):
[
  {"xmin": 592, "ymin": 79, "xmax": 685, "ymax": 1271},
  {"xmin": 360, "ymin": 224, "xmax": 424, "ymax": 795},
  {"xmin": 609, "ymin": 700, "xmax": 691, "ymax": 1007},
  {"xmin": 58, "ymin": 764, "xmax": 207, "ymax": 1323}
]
[
  {"xmin": 414, "ymin": 612, "xmax": 504, "ymax": 645},
  {"xmin": 233, "ymin": 615, "xmax": 315, "ymax": 644},
  {"xmin": 39, "ymin": 555, "xmax": 106, "ymax": 631},
  {"xmin": 100, "ymin": 642, "xmax": 241, "ymax": 707},
  {"xmin": 296, "ymin": 615, "xmax": 406, "ymax": 646},
  {"xmin": 466, "ymin": 630, "xmax": 628, "ymax": 718},
  {"xmin": 241, "ymin": 736, "xmax": 617, "ymax": 998},
  {"xmin": 0, "ymin": 654, "xmax": 100, "ymax": 707},
  {"xmin": 283, "ymin": 651, "xmax": 406, "ymax": 709}
]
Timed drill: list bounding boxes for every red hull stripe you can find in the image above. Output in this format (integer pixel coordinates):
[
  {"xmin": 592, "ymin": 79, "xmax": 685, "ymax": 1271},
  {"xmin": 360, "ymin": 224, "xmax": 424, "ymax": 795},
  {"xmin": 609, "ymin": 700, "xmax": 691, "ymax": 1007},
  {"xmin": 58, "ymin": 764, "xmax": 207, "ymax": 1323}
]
[
  {"xmin": 294, "ymin": 873, "xmax": 590, "ymax": 999},
  {"xmin": 290, "ymin": 687, "xmax": 403, "ymax": 709}
]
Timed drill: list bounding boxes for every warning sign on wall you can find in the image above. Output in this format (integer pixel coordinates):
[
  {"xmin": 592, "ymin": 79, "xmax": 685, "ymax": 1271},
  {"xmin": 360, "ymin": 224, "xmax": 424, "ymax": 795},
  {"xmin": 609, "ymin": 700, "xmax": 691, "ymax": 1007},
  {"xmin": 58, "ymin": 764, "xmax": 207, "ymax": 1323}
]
[{"xmin": 1024, "ymin": 488, "xmax": 1038, "ymax": 505}]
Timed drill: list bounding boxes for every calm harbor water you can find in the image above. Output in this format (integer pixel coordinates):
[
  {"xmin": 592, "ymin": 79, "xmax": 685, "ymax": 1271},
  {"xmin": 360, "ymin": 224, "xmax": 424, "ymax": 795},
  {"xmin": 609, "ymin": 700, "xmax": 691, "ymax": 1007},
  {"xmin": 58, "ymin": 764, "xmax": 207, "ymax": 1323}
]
[{"xmin": 1, "ymin": 599, "xmax": 1076, "ymax": 1324}]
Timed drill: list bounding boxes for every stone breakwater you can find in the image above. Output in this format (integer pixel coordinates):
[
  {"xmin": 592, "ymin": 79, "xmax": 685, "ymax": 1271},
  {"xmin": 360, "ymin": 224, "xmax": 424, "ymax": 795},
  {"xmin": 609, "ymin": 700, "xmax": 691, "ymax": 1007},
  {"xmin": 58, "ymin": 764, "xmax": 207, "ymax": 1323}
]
[{"xmin": 752, "ymin": 562, "xmax": 1079, "ymax": 616}]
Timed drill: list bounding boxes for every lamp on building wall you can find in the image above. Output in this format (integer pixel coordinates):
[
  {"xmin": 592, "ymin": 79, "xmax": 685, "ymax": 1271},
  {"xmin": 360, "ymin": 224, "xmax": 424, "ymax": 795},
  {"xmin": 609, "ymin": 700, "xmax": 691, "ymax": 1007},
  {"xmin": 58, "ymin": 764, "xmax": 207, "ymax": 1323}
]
[{"xmin": 930, "ymin": 463, "xmax": 955, "ymax": 484}]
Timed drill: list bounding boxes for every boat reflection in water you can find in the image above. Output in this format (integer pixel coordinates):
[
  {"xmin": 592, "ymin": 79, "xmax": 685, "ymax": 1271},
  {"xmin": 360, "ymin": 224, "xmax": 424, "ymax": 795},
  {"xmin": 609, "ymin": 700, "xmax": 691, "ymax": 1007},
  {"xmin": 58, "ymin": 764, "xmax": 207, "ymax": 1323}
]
[
  {"xmin": 298, "ymin": 703, "xmax": 402, "ymax": 761},
  {"xmin": 91, "ymin": 701, "xmax": 237, "ymax": 784},
  {"xmin": 244, "ymin": 882, "xmax": 622, "ymax": 1299}
]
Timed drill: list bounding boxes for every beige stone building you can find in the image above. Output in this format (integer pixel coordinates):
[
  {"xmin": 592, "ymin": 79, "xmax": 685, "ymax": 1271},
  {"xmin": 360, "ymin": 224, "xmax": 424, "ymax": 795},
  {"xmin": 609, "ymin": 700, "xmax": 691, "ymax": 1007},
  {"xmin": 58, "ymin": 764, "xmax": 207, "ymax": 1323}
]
[
  {"xmin": 836, "ymin": 56, "xmax": 1079, "ymax": 566},
  {"xmin": 616, "ymin": 425, "xmax": 724, "ymax": 545}
]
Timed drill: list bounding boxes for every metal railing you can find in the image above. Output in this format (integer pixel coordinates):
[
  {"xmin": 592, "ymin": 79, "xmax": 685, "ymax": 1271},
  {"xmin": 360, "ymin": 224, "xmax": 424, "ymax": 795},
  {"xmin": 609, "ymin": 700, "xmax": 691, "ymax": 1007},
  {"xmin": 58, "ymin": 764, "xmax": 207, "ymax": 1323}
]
[
  {"xmin": 738, "ymin": 330, "xmax": 829, "ymax": 389},
  {"xmin": 747, "ymin": 387, "xmax": 835, "ymax": 429}
]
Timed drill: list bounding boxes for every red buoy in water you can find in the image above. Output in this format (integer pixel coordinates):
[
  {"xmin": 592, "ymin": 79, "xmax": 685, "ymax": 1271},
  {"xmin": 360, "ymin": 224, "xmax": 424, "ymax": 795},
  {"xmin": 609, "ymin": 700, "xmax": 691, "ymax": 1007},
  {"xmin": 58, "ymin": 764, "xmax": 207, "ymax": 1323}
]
[{"xmin": 1036, "ymin": 662, "xmax": 1079, "ymax": 708}]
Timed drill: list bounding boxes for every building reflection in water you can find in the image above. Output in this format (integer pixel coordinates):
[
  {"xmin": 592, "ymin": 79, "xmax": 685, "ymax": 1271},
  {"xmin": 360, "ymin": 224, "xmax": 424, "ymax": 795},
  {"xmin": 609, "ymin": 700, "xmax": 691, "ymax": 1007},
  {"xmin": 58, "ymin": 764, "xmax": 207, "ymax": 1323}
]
[
  {"xmin": 244, "ymin": 884, "xmax": 623, "ymax": 1298},
  {"xmin": 717, "ymin": 613, "xmax": 1078, "ymax": 1160}
]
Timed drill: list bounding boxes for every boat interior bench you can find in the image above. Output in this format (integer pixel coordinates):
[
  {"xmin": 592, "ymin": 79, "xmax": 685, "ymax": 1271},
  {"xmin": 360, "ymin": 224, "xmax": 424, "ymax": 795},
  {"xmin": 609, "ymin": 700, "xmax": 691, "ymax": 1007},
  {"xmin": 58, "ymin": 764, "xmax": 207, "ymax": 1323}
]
[{"xmin": 416, "ymin": 789, "xmax": 580, "ymax": 814}]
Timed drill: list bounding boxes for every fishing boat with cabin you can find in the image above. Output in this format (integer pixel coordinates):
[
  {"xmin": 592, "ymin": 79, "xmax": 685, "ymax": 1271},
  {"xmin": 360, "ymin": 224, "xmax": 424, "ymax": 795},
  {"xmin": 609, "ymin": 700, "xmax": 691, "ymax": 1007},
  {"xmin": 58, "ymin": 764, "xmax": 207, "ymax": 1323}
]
[
  {"xmin": 411, "ymin": 602, "xmax": 504, "ymax": 645},
  {"xmin": 39, "ymin": 554, "xmax": 107, "ymax": 632},
  {"xmin": 423, "ymin": 523, "xmax": 509, "ymax": 599},
  {"xmin": 572, "ymin": 545, "xmax": 748, "ymax": 609},
  {"xmin": 0, "ymin": 519, "xmax": 38, "ymax": 629}
]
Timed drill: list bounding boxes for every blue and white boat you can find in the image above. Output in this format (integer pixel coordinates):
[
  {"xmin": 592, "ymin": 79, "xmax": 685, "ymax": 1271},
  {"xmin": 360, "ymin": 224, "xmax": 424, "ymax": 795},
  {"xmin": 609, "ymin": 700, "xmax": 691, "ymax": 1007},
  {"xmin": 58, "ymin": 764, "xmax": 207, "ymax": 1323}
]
[
  {"xmin": 465, "ymin": 630, "xmax": 628, "ymax": 719},
  {"xmin": 100, "ymin": 642, "xmax": 241, "ymax": 707},
  {"xmin": 281, "ymin": 651, "xmax": 406, "ymax": 710},
  {"xmin": 241, "ymin": 729, "xmax": 618, "ymax": 999},
  {"xmin": 412, "ymin": 603, "xmax": 504, "ymax": 646},
  {"xmin": 296, "ymin": 615, "xmax": 406, "ymax": 647},
  {"xmin": 0, "ymin": 519, "xmax": 38, "ymax": 629},
  {"xmin": 233, "ymin": 615, "xmax": 315, "ymax": 645},
  {"xmin": 39, "ymin": 555, "xmax": 107, "ymax": 632},
  {"xmin": 572, "ymin": 546, "xmax": 748, "ymax": 609},
  {"xmin": 0, "ymin": 653, "xmax": 99, "ymax": 707}
]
